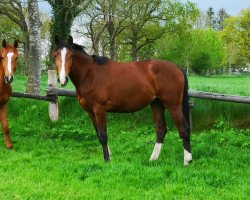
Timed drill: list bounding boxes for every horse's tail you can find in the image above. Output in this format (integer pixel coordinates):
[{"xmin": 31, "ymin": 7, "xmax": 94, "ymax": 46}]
[{"xmin": 181, "ymin": 69, "xmax": 190, "ymax": 128}]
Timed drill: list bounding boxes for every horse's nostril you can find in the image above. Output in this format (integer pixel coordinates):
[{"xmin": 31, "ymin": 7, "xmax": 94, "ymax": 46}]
[{"xmin": 4, "ymin": 76, "xmax": 13, "ymax": 84}]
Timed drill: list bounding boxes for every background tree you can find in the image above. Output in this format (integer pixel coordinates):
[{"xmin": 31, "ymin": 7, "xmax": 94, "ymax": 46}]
[
  {"xmin": 206, "ymin": 7, "xmax": 216, "ymax": 29},
  {"xmin": 76, "ymin": 0, "xmax": 127, "ymax": 59},
  {"xmin": 121, "ymin": 0, "xmax": 163, "ymax": 60},
  {"xmin": 189, "ymin": 29, "xmax": 225, "ymax": 75},
  {"xmin": 215, "ymin": 8, "xmax": 230, "ymax": 30},
  {"xmin": 46, "ymin": 0, "xmax": 91, "ymax": 51},
  {"xmin": 0, "ymin": 0, "xmax": 29, "ymax": 65},
  {"xmin": 0, "ymin": 0, "xmax": 42, "ymax": 94},
  {"xmin": 26, "ymin": 0, "xmax": 42, "ymax": 94},
  {"xmin": 221, "ymin": 8, "xmax": 250, "ymax": 72}
]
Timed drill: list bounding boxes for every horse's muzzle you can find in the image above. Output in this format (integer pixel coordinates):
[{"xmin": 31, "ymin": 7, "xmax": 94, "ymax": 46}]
[
  {"xmin": 4, "ymin": 76, "xmax": 13, "ymax": 84},
  {"xmin": 58, "ymin": 76, "xmax": 68, "ymax": 87}
]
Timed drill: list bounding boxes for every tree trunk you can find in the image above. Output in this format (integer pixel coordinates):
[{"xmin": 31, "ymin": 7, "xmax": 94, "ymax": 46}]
[
  {"xmin": 107, "ymin": 21, "xmax": 116, "ymax": 60},
  {"xmin": 26, "ymin": 0, "xmax": 41, "ymax": 95},
  {"xmin": 131, "ymin": 35, "xmax": 138, "ymax": 61}
]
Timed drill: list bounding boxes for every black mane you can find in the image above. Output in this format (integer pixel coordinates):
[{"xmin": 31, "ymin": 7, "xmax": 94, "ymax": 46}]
[
  {"xmin": 72, "ymin": 43, "xmax": 86, "ymax": 53},
  {"xmin": 91, "ymin": 55, "xmax": 109, "ymax": 65},
  {"xmin": 71, "ymin": 43, "xmax": 109, "ymax": 65},
  {"xmin": 57, "ymin": 42, "xmax": 109, "ymax": 65}
]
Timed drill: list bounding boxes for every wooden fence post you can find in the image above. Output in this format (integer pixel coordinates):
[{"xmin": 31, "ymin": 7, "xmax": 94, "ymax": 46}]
[
  {"xmin": 188, "ymin": 100, "xmax": 195, "ymax": 130},
  {"xmin": 48, "ymin": 70, "xmax": 59, "ymax": 122}
]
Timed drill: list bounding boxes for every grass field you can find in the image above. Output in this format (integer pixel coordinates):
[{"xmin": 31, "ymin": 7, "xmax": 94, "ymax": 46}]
[{"xmin": 0, "ymin": 74, "xmax": 249, "ymax": 199}]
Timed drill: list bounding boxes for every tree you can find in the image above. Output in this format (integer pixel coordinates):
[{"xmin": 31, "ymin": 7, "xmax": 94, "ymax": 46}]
[
  {"xmin": 157, "ymin": 28, "xmax": 225, "ymax": 75},
  {"xmin": 121, "ymin": 0, "xmax": 163, "ymax": 60},
  {"xmin": 0, "ymin": 0, "xmax": 43, "ymax": 94},
  {"xmin": 221, "ymin": 8, "xmax": 250, "ymax": 71},
  {"xmin": 0, "ymin": 0, "xmax": 29, "ymax": 64},
  {"xmin": 206, "ymin": 7, "xmax": 216, "ymax": 29},
  {"xmin": 26, "ymin": 0, "xmax": 42, "ymax": 94},
  {"xmin": 215, "ymin": 8, "xmax": 230, "ymax": 30},
  {"xmin": 76, "ymin": 0, "xmax": 127, "ymax": 59},
  {"xmin": 46, "ymin": 0, "xmax": 91, "ymax": 51}
]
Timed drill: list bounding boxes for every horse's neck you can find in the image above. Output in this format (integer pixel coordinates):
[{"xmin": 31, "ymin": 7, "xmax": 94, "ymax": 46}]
[{"xmin": 69, "ymin": 52, "xmax": 93, "ymax": 88}]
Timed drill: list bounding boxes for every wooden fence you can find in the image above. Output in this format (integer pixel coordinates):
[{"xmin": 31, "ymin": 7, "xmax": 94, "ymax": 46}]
[{"xmin": 10, "ymin": 70, "xmax": 250, "ymax": 126}]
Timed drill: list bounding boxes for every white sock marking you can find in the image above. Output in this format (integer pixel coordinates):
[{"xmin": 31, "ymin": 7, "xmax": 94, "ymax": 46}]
[
  {"xmin": 150, "ymin": 143, "xmax": 162, "ymax": 161},
  {"xmin": 108, "ymin": 146, "xmax": 112, "ymax": 160},
  {"xmin": 60, "ymin": 47, "xmax": 67, "ymax": 84},
  {"xmin": 7, "ymin": 52, "xmax": 14, "ymax": 77},
  {"xmin": 184, "ymin": 149, "xmax": 192, "ymax": 165}
]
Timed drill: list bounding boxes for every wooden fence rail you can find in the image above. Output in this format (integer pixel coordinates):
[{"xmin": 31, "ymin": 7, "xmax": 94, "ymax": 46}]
[
  {"xmin": 10, "ymin": 70, "xmax": 250, "ymax": 125},
  {"xmin": 189, "ymin": 90, "xmax": 250, "ymax": 104}
]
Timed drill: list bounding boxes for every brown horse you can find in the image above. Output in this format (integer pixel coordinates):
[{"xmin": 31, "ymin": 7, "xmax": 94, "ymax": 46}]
[
  {"xmin": 0, "ymin": 39, "xmax": 19, "ymax": 148},
  {"xmin": 54, "ymin": 36, "xmax": 192, "ymax": 165}
]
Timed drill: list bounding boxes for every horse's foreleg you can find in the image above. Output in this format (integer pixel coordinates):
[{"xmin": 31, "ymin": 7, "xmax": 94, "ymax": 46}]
[
  {"xmin": 168, "ymin": 105, "xmax": 192, "ymax": 165},
  {"xmin": 149, "ymin": 99, "xmax": 167, "ymax": 161},
  {"xmin": 92, "ymin": 108, "xmax": 110, "ymax": 162},
  {"xmin": 0, "ymin": 103, "xmax": 13, "ymax": 149}
]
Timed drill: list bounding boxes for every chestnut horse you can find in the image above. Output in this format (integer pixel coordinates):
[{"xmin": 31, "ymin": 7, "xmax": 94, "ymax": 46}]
[
  {"xmin": 0, "ymin": 39, "xmax": 19, "ymax": 148},
  {"xmin": 54, "ymin": 36, "xmax": 192, "ymax": 165}
]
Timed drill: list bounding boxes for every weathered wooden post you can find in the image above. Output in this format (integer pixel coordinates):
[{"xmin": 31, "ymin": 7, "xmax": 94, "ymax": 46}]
[
  {"xmin": 48, "ymin": 70, "xmax": 59, "ymax": 122},
  {"xmin": 188, "ymin": 100, "xmax": 195, "ymax": 130}
]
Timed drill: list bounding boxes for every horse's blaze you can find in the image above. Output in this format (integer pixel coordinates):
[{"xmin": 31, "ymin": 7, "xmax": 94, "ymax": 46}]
[
  {"xmin": 7, "ymin": 52, "xmax": 14, "ymax": 77},
  {"xmin": 59, "ymin": 47, "xmax": 67, "ymax": 85}
]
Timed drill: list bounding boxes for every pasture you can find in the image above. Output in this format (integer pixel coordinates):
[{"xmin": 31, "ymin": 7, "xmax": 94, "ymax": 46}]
[{"xmin": 0, "ymin": 75, "xmax": 249, "ymax": 199}]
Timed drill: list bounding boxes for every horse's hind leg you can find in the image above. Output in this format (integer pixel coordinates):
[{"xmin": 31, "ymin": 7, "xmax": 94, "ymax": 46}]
[
  {"xmin": 167, "ymin": 104, "xmax": 192, "ymax": 165},
  {"xmin": 149, "ymin": 98, "xmax": 167, "ymax": 161},
  {"xmin": 0, "ymin": 103, "xmax": 13, "ymax": 149}
]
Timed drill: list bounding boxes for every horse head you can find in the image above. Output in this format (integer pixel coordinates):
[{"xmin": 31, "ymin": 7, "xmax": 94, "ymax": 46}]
[
  {"xmin": 53, "ymin": 36, "xmax": 74, "ymax": 86},
  {"xmin": 1, "ymin": 39, "xmax": 19, "ymax": 84}
]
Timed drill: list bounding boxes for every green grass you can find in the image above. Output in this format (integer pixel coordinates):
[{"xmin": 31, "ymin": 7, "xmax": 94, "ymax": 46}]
[
  {"xmin": 188, "ymin": 75, "xmax": 250, "ymax": 129},
  {"xmin": 189, "ymin": 75, "xmax": 250, "ymax": 96},
  {"xmin": 0, "ymin": 74, "xmax": 249, "ymax": 199}
]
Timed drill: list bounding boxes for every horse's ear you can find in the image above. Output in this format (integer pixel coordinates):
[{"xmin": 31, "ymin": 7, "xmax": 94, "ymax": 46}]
[
  {"xmin": 55, "ymin": 35, "xmax": 61, "ymax": 46},
  {"xmin": 68, "ymin": 36, "xmax": 73, "ymax": 46},
  {"xmin": 14, "ymin": 40, "xmax": 18, "ymax": 48},
  {"xmin": 2, "ymin": 39, "xmax": 7, "ymax": 48}
]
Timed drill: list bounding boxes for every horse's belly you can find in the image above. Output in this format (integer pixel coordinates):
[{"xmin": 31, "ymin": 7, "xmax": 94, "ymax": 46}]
[{"xmin": 106, "ymin": 93, "xmax": 155, "ymax": 113}]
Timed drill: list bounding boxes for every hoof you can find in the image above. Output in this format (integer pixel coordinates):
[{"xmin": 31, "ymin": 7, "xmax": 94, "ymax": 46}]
[
  {"xmin": 184, "ymin": 159, "xmax": 192, "ymax": 166},
  {"xmin": 6, "ymin": 144, "xmax": 13, "ymax": 149},
  {"xmin": 184, "ymin": 149, "xmax": 192, "ymax": 165}
]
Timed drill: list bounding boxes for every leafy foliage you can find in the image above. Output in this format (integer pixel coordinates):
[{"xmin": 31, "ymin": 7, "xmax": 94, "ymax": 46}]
[{"xmin": 221, "ymin": 8, "xmax": 250, "ymax": 69}]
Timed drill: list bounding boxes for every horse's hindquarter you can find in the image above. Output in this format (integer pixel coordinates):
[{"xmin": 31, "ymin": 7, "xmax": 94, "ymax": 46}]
[{"xmin": 150, "ymin": 60, "xmax": 184, "ymax": 105}]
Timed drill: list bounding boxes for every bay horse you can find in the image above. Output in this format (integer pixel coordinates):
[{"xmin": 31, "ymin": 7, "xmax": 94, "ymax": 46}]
[
  {"xmin": 0, "ymin": 39, "xmax": 19, "ymax": 149},
  {"xmin": 53, "ymin": 36, "xmax": 192, "ymax": 165}
]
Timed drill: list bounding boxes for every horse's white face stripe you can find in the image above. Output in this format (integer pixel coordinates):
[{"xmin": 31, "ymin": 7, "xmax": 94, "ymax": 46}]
[
  {"xmin": 7, "ymin": 52, "xmax": 14, "ymax": 76},
  {"xmin": 60, "ymin": 47, "xmax": 67, "ymax": 83}
]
